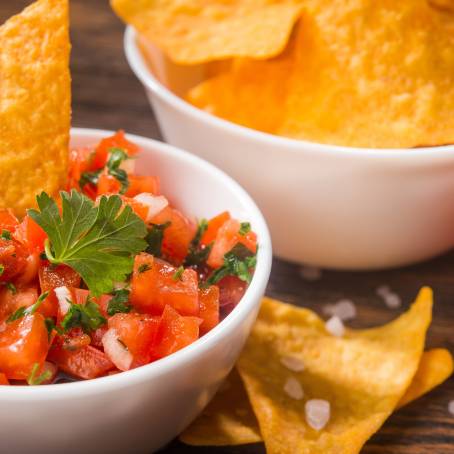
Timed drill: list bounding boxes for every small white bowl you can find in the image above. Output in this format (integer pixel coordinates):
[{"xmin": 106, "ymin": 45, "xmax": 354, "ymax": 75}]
[
  {"xmin": 125, "ymin": 27, "xmax": 454, "ymax": 270},
  {"xmin": 0, "ymin": 128, "xmax": 272, "ymax": 454}
]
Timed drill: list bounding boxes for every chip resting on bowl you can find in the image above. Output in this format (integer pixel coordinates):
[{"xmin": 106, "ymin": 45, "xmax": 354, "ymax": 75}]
[
  {"xmin": 111, "ymin": 0, "xmax": 303, "ymax": 64},
  {"xmin": 0, "ymin": 0, "xmax": 70, "ymax": 216},
  {"xmin": 188, "ymin": 0, "xmax": 454, "ymax": 148},
  {"xmin": 236, "ymin": 289, "xmax": 432, "ymax": 453}
]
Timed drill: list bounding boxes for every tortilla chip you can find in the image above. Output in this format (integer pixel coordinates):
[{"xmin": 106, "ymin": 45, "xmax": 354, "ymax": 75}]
[
  {"xmin": 179, "ymin": 368, "xmax": 261, "ymax": 446},
  {"xmin": 236, "ymin": 289, "xmax": 432, "ymax": 454},
  {"xmin": 111, "ymin": 0, "xmax": 303, "ymax": 64},
  {"xmin": 188, "ymin": 1, "xmax": 454, "ymax": 148},
  {"xmin": 0, "ymin": 0, "xmax": 71, "ymax": 216}
]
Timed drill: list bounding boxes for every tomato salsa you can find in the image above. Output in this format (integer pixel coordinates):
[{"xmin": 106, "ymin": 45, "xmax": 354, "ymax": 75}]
[{"xmin": 0, "ymin": 131, "xmax": 257, "ymax": 385}]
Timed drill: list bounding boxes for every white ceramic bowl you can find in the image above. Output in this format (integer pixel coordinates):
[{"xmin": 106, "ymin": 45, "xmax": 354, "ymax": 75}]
[
  {"xmin": 0, "ymin": 128, "xmax": 272, "ymax": 454},
  {"xmin": 125, "ymin": 27, "xmax": 454, "ymax": 270}
]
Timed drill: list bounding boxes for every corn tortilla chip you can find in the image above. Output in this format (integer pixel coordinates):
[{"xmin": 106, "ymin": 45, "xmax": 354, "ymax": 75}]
[
  {"xmin": 188, "ymin": 1, "xmax": 454, "ymax": 148},
  {"xmin": 0, "ymin": 0, "xmax": 70, "ymax": 216},
  {"xmin": 111, "ymin": 0, "xmax": 303, "ymax": 64},
  {"xmin": 236, "ymin": 289, "xmax": 432, "ymax": 454}
]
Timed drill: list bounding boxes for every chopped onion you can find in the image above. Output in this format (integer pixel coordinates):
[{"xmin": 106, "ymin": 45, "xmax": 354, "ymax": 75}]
[
  {"xmin": 54, "ymin": 286, "xmax": 72, "ymax": 316},
  {"xmin": 102, "ymin": 328, "xmax": 133, "ymax": 371},
  {"xmin": 134, "ymin": 193, "xmax": 168, "ymax": 221},
  {"xmin": 119, "ymin": 158, "xmax": 135, "ymax": 174}
]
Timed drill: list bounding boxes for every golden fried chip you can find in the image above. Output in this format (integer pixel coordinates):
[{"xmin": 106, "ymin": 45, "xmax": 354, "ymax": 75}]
[
  {"xmin": 179, "ymin": 368, "xmax": 261, "ymax": 446},
  {"xmin": 188, "ymin": 1, "xmax": 454, "ymax": 148},
  {"xmin": 111, "ymin": 0, "xmax": 303, "ymax": 64},
  {"xmin": 0, "ymin": 0, "xmax": 70, "ymax": 216},
  {"xmin": 236, "ymin": 289, "xmax": 432, "ymax": 454}
]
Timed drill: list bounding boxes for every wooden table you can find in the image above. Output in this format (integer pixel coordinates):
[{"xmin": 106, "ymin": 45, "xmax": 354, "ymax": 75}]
[{"xmin": 2, "ymin": 1, "xmax": 454, "ymax": 452}]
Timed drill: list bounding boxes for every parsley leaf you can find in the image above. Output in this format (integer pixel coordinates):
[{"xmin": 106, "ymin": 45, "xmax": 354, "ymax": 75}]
[
  {"xmin": 106, "ymin": 148, "xmax": 130, "ymax": 194},
  {"xmin": 6, "ymin": 282, "xmax": 16, "ymax": 294},
  {"xmin": 28, "ymin": 190, "xmax": 147, "ymax": 295},
  {"xmin": 1, "ymin": 229, "xmax": 11, "ymax": 240},
  {"xmin": 172, "ymin": 266, "xmax": 184, "ymax": 281},
  {"xmin": 27, "ymin": 363, "xmax": 52, "ymax": 386},
  {"xmin": 79, "ymin": 169, "xmax": 101, "ymax": 189},
  {"xmin": 145, "ymin": 222, "xmax": 171, "ymax": 257},
  {"xmin": 205, "ymin": 244, "xmax": 257, "ymax": 286},
  {"xmin": 6, "ymin": 291, "xmax": 50, "ymax": 323},
  {"xmin": 61, "ymin": 297, "xmax": 106, "ymax": 333},
  {"xmin": 0, "ymin": 264, "xmax": 4, "ymax": 276},
  {"xmin": 239, "ymin": 222, "xmax": 251, "ymax": 236},
  {"xmin": 184, "ymin": 219, "xmax": 211, "ymax": 267},
  {"xmin": 107, "ymin": 289, "xmax": 132, "ymax": 316},
  {"xmin": 138, "ymin": 263, "xmax": 151, "ymax": 273}
]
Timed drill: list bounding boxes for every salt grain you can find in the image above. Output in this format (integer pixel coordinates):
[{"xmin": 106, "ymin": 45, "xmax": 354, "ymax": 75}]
[
  {"xmin": 449, "ymin": 400, "xmax": 454, "ymax": 416},
  {"xmin": 323, "ymin": 299, "xmax": 357, "ymax": 321},
  {"xmin": 300, "ymin": 265, "xmax": 322, "ymax": 282},
  {"xmin": 384, "ymin": 292, "xmax": 402, "ymax": 309},
  {"xmin": 283, "ymin": 376, "xmax": 304, "ymax": 400},
  {"xmin": 305, "ymin": 399, "xmax": 331, "ymax": 431},
  {"xmin": 280, "ymin": 355, "xmax": 305, "ymax": 372},
  {"xmin": 325, "ymin": 316, "xmax": 345, "ymax": 337}
]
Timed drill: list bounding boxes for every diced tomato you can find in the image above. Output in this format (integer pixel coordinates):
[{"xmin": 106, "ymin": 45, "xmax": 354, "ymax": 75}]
[
  {"xmin": 124, "ymin": 175, "xmax": 159, "ymax": 197},
  {"xmin": 201, "ymin": 211, "xmax": 231, "ymax": 246},
  {"xmin": 120, "ymin": 196, "xmax": 149, "ymax": 222},
  {"xmin": 14, "ymin": 215, "xmax": 47, "ymax": 252},
  {"xmin": 91, "ymin": 325, "xmax": 108, "ymax": 348},
  {"xmin": 92, "ymin": 130, "xmax": 139, "ymax": 169},
  {"xmin": 130, "ymin": 254, "xmax": 199, "ymax": 316},
  {"xmin": 107, "ymin": 313, "xmax": 160, "ymax": 368},
  {"xmin": 0, "ymin": 209, "xmax": 19, "ymax": 232},
  {"xmin": 68, "ymin": 147, "xmax": 94, "ymax": 191},
  {"xmin": 48, "ymin": 344, "xmax": 114, "ymax": 380},
  {"xmin": 0, "ymin": 238, "xmax": 28, "ymax": 282},
  {"xmin": 39, "ymin": 263, "xmax": 81, "ymax": 318},
  {"xmin": 198, "ymin": 286, "xmax": 220, "ymax": 335},
  {"xmin": 207, "ymin": 219, "xmax": 257, "ymax": 269},
  {"xmin": 15, "ymin": 252, "xmax": 40, "ymax": 286},
  {"xmin": 151, "ymin": 305, "xmax": 200, "ymax": 360},
  {"xmin": 0, "ymin": 286, "xmax": 38, "ymax": 325},
  {"xmin": 0, "ymin": 373, "xmax": 9, "ymax": 385},
  {"xmin": 0, "ymin": 314, "xmax": 48, "ymax": 380},
  {"xmin": 151, "ymin": 207, "xmax": 196, "ymax": 263},
  {"xmin": 218, "ymin": 276, "xmax": 247, "ymax": 317},
  {"xmin": 37, "ymin": 361, "xmax": 58, "ymax": 385}
]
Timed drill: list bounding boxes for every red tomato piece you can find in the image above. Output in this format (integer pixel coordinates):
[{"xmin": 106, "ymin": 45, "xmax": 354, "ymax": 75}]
[
  {"xmin": 0, "ymin": 314, "xmax": 49, "ymax": 380},
  {"xmin": 108, "ymin": 313, "xmax": 160, "ymax": 368},
  {"xmin": 0, "ymin": 286, "xmax": 38, "ymax": 325},
  {"xmin": 68, "ymin": 147, "xmax": 94, "ymax": 191},
  {"xmin": 151, "ymin": 305, "xmax": 201, "ymax": 360},
  {"xmin": 201, "ymin": 211, "xmax": 231, "ymax": 246},
  {"xmin": 198, "ymin": 286, "xmax": 220, "ymax": 335},
  {"xmin": 48, "ymin": 344, "xmax": 114, "ymax": 380},
  {"xmin": 15, "ymin": 216, "xmax": 47, "ymax": 252},
  {"xmin": 0, "ymin": 238, "xmax": 28, "ymax": 282},
  {"xmin": 91, "ymin": 325, "xmax": 108, "ymax": 348},
  {"xmin": 151, "ymin": 207, "xmax": 196, "ymax": 263},
  {"xmin": 130, "ymin": 254, "xmax": 199, "ymax": 316},
  {"xmin": 207, "ymin": 219, "xmax": 257, "ymax": 269},
  {"xmin": 97, "ymin": 172, "xmax": 121, "ymax": 196},
  {"xmin": 0, "ymin": 373, "xmax": 9, "ymax": 385},
  {"xmin": 92, "ymin": 130, "xmax": 139, "ymax": 169},
  {"xmin": 218, "ymin": 276, "xmax": 247, "ymax": 317},
  {"xmin": 119, "ymin": 196, "xmax": 149, "ymax": 222},
  {"xmin": 0, "ymin": 209, "xmax": 19, "ymax": 232},
  {"xmin": 124, "ymin": 175, "xmax": 160, "ymax": 197}
]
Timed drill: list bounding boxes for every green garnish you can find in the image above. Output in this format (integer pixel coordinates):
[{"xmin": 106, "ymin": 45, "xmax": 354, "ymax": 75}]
[
  {"xmin": 6, "ymin": 282, "xmax": 17, "ymax": 295},
  {"xmin": 27, "ymin": 363, "xmax": 52, "ymax": 386},
  {"xmin": 106, "ymin": 148, "xmax": 130, "ymax": 194},
  {"xmin": 79, "ymin": 169, "xmax": 101, "ymax": 189},
  {"xmin": 1, "ymin": 229, "xmax": 11, "ymax": 240},
  {"xmin": 28, "ymin": 190, "xmax": 147, "ymax": 296},
  {"xmin": 172, "ymin": 266, "xmax": 184, "ymax": 281},
  {"xmin": 205, "ymin": 244, "xmax": 257, "ymax": 286},
  {"xmin": 138, "ymin": 263, "xmax": 151, "ymax": 273},
  {"xmin": 61, "ymin": 297, "xmax": 106, "ymax": 333},
  {"xmin": 145, "ymin": 222, "xmax": 171, "ymax": 257},
  {"xmin": 107, "ymin": 289, "xmax": 132, "ymax": 316},
  {"xmin": 239, "ymin": 222, "xmax": 251, "ymax": 236},
  {"xmin": 6, "ymin": 291, "xmax": 50, "ymax": 323},
  {"xmin": 184, "ymin": 219, "xmax": 211, "ymax": 267},
  {"xmin": 0, "ymin": 264, "xmax": 4, "ymax": 276}
]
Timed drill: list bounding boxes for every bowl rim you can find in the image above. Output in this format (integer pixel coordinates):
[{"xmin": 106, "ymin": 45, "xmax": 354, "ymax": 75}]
[
  {"xmin": 0, "ymin": 127, "xmax": 272, "ymax": 400},
  {"xmin": 124, "ymin": 26, "xmax": 454, "ymax": 159}
]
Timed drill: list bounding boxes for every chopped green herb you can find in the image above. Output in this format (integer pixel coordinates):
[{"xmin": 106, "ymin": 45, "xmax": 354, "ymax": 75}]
[
  {"xmin": 6, "ymin": 282, "xmax": 16, "ymax": 295},
  {"xmin": 6, "ymin": 291, "xmax": 50, "ymax": 323},
  {"xmin": 107, "ymin": 288, "xmax": 132, "ymax": 316},
  {"xmin": 0, "ymin": 264, "xmax": 4, "ymax": 276},
  {"xmin": 27, "ymin": 362, "xmax": 52, "ymax": 386},
  {"xmin": 145, "ymin": 222, "xmax": 171, "ymax": 257},
  {"xmin": 1, "ymin": 229, "xmax": 11, "ymax": 240},
  {"xmin": 138, "ymin": 263, "xmax": 152, "ymax": 273},
  {"xmin": 28, "ymin": 190, "xmax": 147, "ymax": 296},
  {"xmin": 106, "ymin": 148, "xmax": 130, "ymax": 194},
  {"xmin": 184, "ymin": 219, "xmax": 211, "ymax": 267},
  {"xmin": 172, "ymin": 266, "xmax": 184, "ymax": 281},
  {"xmin": 79, "ymin": 169, "xmax": 101, "ymax": 189},
  {"xmin": 39, "ymin": 252, "xmax": 47, "ymax": 260},
  {"xmin": 205, "ymin": 243, "xmax": 257, "ymax": 286},
  {"xmin": 61, "ymin": 297, "xmax": 106, "ymax": 333},
  {"xmin": 239, "ymin": 222, "xmax": 251, "ymax": 236}
]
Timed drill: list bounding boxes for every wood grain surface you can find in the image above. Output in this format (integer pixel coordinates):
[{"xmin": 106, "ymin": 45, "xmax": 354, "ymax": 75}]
[{"xmin": 1, "ymin": 1, "xmax": 453, "ymax": 452}]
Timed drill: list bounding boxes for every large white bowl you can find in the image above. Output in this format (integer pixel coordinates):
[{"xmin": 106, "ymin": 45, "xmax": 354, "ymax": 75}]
[
  {"xmin": 125, "ymin": 27, "xmax": 454, "ymax": 270},
  {"xmin": 0, "ymin": 128, "xmax": 272, "ymax": 454}
]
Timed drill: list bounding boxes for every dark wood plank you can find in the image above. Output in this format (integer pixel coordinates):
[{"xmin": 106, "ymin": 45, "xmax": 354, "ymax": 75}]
[{"xmin": 1, "ymin": 1, "xmax": 453, "ymax": 452}]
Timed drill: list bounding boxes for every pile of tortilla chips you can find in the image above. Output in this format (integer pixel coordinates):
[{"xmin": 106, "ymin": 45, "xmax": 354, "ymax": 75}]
[
  {"xmin": 112, "ymin": 0, "xmax": 454, "ymax": 148},
  {"xmin": 181, "ymin": 288, "xmax": 453, "ymax": 453},
  {"xmin": 0, "ymin": 0, "xmax": 70, "ymax": 216}
]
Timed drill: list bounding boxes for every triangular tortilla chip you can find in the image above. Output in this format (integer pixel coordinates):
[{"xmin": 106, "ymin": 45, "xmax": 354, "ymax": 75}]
[
  {"xmin": 111, "ymin": 0, "xmax": 303, "ymax": 64},
  {"xmin": 0, "ymin": 0, "xmax": 70, "ymax": 216},
  {"xmin": 236, "ymin": 289, "xmax": 432, "ymax": 454}
]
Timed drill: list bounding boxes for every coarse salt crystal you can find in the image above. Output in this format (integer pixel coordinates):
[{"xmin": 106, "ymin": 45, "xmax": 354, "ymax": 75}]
[
  {"xmin": 280, "ymin": 355, "xmax": 305, "ymax": 372},
  {"xmin": 300, "ymin": 265, "xmax": 322, "ymax": 282},
  {"xmin": 376, "ymin": 285, "xmax": 391, "ymax": 297},
  {"xmin": 305, "ymin": 399, "xmax": 331, "ymax": 431},
  {"xmin": 384, "ymin": 292, "xmax": 402, "ymax": 309},
  {"xmin": 449, "ymin": 400, "xmax": 454, "ymax": 416},
  {"xmin": 283, "ymin": 377, "xmax": 304, "ymax": 400},
  {"xmin": 325, "ymin": 316, "xmax": 345, "ymax": 337},
  {"xmin": 323, "ymin": 299, "xmax": 357, "ymax": 321}
]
